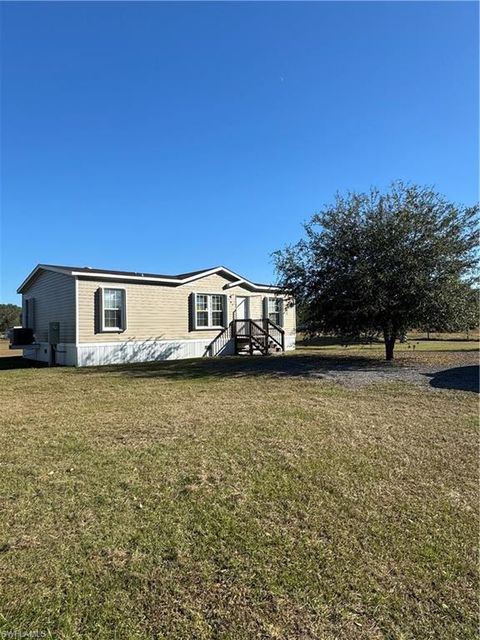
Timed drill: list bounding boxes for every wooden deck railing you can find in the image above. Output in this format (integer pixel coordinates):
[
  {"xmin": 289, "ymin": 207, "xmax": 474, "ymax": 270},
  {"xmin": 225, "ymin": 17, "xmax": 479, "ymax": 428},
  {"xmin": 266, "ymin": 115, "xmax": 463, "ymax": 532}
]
[
  {"xmin": 205, "ymin": 319, "xmax": 286, "ymax": 357},
  {"xmin": 232, "ymin": 319, "xmax": 285, "ymax": 355}
]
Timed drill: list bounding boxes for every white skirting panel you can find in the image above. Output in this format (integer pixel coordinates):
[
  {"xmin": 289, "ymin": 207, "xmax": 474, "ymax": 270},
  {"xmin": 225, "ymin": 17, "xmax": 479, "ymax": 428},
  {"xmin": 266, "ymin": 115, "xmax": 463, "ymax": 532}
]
[
  {"xmin": 22, "ymin": 335, "xmax": 296, "ymax": 367},
  {"xmin": 285, "ymin": 334, "xmax": 296, "ymax": 351},
  {"xmin": 77, "ymin": 338, "xmax": 236, "ymax": 367}
]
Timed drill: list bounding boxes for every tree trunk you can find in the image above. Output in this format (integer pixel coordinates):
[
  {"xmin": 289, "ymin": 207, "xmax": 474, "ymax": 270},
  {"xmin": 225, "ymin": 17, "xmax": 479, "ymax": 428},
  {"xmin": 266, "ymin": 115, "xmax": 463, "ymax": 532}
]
[
  {"xmin": 385, "ymin": 338, "xmax": 395, "ymax": 361},
  {"xmin": 383, "ymin": 328, "xmax": 396, "ymax": 361}
]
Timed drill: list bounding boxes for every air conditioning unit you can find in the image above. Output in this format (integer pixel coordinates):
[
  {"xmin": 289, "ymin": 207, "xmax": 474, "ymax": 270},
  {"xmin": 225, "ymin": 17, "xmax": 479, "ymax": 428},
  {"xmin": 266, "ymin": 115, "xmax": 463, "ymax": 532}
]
[{"xmin": 10, "ymin": 327, "xmax": 34, "ymax": 347}]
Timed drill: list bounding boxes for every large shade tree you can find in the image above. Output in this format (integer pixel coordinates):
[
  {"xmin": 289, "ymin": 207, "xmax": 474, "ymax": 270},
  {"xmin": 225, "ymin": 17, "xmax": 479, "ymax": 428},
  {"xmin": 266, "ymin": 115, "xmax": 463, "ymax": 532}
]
[{"xmin": 274, "ymin": 182, "xmax": 478, "ymax": 360}]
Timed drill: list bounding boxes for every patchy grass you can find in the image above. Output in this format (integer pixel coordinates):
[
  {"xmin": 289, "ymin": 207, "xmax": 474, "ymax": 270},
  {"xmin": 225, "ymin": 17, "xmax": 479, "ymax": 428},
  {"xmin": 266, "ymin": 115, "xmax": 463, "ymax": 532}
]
[
  {"xmin": 297, "ymin": 334, "xmax": 478, "ymax": 353},
  {"xmin": 408, "ymin": 330, "xmax": 479, "ymax": 342},
  {"xmin": 296, "ymin": 343, "xmax": 479, "ymax": 371},
  {"xmin": 0, "ymin": 347, "xmax": 478, "ymax": 639}
]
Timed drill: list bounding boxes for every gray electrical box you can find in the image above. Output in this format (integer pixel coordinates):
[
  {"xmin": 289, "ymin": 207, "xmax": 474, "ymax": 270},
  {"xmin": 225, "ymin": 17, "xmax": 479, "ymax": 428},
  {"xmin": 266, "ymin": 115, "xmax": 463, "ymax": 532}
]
[{"xmin": 48, "ymin": 322, "xmax": 60, "ymax": 344}]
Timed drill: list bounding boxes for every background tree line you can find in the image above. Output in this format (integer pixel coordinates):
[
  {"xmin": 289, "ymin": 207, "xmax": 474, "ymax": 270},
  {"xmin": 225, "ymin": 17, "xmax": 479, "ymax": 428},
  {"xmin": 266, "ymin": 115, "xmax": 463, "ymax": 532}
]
[{"xmin": 0, "ymin": 304, "xmax": 21, "ymax": 334}]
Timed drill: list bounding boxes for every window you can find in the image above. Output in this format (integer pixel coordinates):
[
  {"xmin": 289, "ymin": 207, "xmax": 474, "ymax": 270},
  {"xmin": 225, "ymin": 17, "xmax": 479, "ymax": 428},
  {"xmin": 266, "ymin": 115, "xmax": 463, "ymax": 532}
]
[
  {"xmin": 196, "ymin": 294, "xmax": 209, "ymax": 327},
  {"xmin": 267, "ymin": 297, "xmax": 282, "ymax": 326},
  {"xmin": 211, "ymin": 295, "xmax": 224, "ymax": 327},
  {"xmin": 103, "ymin": 288, "xmax": 126, "ymax": 331},
  {"xmin": 194, "ymin": 293, "xmax": 226, "ymax": 329}
]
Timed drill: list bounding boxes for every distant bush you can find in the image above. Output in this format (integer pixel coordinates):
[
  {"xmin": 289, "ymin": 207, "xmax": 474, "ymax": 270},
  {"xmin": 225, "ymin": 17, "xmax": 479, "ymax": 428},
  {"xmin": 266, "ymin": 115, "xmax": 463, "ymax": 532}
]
[{"xmin": 0, "ymin": 303, "xmax": 21, "ymax": 333}]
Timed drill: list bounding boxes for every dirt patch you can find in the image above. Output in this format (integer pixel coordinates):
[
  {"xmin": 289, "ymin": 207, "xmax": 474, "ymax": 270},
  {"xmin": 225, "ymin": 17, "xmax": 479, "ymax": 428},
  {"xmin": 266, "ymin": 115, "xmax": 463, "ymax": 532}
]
[{"xmin": 0, "ymin": 338, "xmax": 21, "ymax": 358}]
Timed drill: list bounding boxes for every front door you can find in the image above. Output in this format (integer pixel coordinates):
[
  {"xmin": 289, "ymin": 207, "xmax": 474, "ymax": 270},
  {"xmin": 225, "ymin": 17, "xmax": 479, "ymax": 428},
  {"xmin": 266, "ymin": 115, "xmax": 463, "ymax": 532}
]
[{"xmin": 235, "ymin": 296, "xmax": 249, "ymax": 334}]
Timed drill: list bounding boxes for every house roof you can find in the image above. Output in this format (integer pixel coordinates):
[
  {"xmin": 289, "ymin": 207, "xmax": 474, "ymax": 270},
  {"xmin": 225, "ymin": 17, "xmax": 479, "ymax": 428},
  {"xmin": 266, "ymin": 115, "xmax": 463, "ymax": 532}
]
[
  {"xmin": 17, "ymin": 264, "xmax": 281, "ymax": 294},
  {"xmin": 38, "ymin": 264, "xmax": 212, "ymax": 280}
]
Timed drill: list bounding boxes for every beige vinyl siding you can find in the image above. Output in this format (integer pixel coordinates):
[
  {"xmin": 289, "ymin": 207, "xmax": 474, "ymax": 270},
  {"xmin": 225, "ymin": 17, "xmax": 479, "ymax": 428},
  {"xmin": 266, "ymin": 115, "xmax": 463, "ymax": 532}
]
[
  {"xmin": 78, "ymin": 273, "xmax": 295, "ymax": 344},
  {"xmin": 22, "ymin": 270, "xmax": 75, "ymax": 343}
]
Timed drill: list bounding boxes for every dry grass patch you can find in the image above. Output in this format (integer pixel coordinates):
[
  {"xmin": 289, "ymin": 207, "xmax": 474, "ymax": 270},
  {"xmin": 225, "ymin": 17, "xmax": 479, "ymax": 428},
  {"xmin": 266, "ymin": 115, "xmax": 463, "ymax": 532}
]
[
  {"xmin": 0, "ymin": 338, "xmax": 21, "ymax": 358},
  {"xmin": 0, "ymin": 349, "xmax": 478, "ymax": 639}
]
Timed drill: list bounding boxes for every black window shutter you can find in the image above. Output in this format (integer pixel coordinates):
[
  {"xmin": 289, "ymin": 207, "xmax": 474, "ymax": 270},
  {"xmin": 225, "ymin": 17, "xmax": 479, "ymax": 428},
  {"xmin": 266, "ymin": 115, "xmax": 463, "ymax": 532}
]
[
  {"xmin": 24, "ymin": 298, "xmax": 35, "ymax": 329},
  {"xmin": 94, "ymin": 288, "xmax": 102, "ymax": 334},
  {"xmin": 222, "ymin": 294, "xmax": 228, "ymax": 328},
  {"xmin": 22, "ymin": 298, "xmax": 28, "ymax": 328},
  {"xmin": 29, "ymin": 298, "xmax": 35, "ymax": 330},
  {"xmin": 188, "ymin": 293, "xmax": 196, "ymax": 332}
]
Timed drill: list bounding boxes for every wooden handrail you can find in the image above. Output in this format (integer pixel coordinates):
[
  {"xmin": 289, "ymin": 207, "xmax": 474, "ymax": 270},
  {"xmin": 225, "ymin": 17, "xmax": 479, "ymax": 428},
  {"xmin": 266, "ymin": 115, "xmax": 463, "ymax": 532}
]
[
  {"xmin": 249, "ymin": 319, "xmax": 267, "ymax": 334},
  {"xmin": 266, "ymin": 318, "xmax": 284, "ymax": 334},
  {"xmin": 230, "ymin": 318, "xmax": 285, "ymax": 355},
  {"xmin": 227, "ymin": 318, "xmax": 285, "ymax": 355},
  {"xmin": 265, "ymin": 318, "xmax": 285, "ymax": 351},
  {"xmin": 206, "ymin": 324, "xmax": 231, "ymax": 357}
]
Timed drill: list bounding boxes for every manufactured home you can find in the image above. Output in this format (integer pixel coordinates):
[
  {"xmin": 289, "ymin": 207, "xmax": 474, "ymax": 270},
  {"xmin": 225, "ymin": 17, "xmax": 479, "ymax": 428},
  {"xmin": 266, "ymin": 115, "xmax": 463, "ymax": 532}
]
[{"xmin": 15, "ymin": 264, "xmax": 296, "ymax": 366}]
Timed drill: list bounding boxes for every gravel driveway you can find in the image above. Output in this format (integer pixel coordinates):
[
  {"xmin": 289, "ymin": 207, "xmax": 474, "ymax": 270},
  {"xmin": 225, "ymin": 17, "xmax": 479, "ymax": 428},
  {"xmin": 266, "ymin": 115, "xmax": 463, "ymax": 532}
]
[
  {"xmin": 278, "ymin": 357, "xmax": 479, "ymax": 392},
  {"xmin": 110, "ymin": 349, "xmax": 479, "ymax": 393}
]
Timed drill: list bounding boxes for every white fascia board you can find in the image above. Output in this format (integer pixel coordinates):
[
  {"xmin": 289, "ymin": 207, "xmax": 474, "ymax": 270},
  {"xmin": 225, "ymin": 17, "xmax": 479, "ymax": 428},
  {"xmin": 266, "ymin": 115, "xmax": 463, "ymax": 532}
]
[
  {"xmin": 71, "ymin": 271, "xmax": 178, "ymax": 284},
  {"xmin": 223, "ymin": 279, "xmax": 281, "ymax": 292},
  {"xmin": 70, "ymin": 266, "xmax": 224, "ymax": 285},
  {"xmin": 69, "ymin": 265, "xmax": 271, "ymax": 288},
  {"xmin": 18, "ymin": 263, "xmax": 282, "ymax": 294},
  {"xmin": 71, "ymin": 267, "xmax": 282, "ymax": 292}
]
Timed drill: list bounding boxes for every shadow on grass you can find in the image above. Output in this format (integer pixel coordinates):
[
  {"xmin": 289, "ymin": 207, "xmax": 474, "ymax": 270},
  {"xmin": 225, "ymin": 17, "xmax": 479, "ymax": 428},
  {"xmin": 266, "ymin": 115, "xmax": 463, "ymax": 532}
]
[
  {"xmin": 76, "ymin": 352, "xmax": 394, "ymax": 381},
  {"xmin": 296, "ymin": 336, "xmax": 383, "ymax": 348},
  {"xmin": 0, "ymin": 356, "xmax": 48, "ymax": 370},
  {"xmin": 425, "ymin": 366, "xmax": 479, "ymax": 393}
]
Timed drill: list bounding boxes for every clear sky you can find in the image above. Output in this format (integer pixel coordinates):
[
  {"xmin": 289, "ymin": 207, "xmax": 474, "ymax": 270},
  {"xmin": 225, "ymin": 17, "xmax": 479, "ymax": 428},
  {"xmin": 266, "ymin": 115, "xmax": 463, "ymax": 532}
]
[{"xmin": 1, "ymin": 1, "xmax": 478, "ymax": 304}]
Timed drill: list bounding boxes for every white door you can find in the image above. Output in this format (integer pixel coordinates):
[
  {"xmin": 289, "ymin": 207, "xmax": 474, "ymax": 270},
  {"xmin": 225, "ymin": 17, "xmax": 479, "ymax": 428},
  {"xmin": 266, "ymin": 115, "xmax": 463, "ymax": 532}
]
[{"xmin": 236, "ymin": 297, "xmax": 249, "ymax": 334}]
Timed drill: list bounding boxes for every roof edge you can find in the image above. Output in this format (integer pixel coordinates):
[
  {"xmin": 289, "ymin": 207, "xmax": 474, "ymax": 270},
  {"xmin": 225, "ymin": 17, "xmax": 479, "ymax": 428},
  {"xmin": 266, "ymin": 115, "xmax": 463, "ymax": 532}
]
[
  {"xmin": 17, "ymin": 264, "xmax": 282, "ymax": 294},
  {"xmin": 17, "ymin": 264, "xmax": 75, "ymax": 294}
]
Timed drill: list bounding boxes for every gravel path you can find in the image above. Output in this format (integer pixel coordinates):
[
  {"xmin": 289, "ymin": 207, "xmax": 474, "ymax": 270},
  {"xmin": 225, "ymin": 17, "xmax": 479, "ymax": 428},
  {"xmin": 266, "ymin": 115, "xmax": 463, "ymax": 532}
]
[
  {"xmin": 213, "ymin": 352, "xmax": 480, "ymax": 392},
  {"xmin": 290, "ymin": 360, "xmax": 479, "ymax": 392}
]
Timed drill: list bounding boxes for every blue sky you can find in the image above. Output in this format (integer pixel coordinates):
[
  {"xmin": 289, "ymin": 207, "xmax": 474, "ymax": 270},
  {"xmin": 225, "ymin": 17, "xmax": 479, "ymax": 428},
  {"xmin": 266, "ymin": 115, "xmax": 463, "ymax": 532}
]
[{"xmin": 1, "ymin": 1, "xmax": 478, "ymax": 304}]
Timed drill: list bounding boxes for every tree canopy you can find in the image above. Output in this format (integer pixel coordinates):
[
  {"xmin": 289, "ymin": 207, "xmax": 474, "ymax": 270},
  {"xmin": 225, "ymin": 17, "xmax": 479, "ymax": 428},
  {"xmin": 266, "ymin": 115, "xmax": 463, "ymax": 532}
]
[
  {"xmin": 274, "ymin": 182, "xmax": 479, "ymax": 360},
  {"xmin": 0, "ymin": 304, "xmax": 22, "ymax": 333},
  {"xmin": 418, "ymin": 281, "xmax": 478, "ymax": 338}
]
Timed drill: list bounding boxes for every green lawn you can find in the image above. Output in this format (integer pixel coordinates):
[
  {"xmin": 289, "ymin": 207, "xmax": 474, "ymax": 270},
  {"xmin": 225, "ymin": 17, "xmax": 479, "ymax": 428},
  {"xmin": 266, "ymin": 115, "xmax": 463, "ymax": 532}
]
[{"xmin": 0, "ymin": 345, "xmax": 478, "ymax": 639}]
